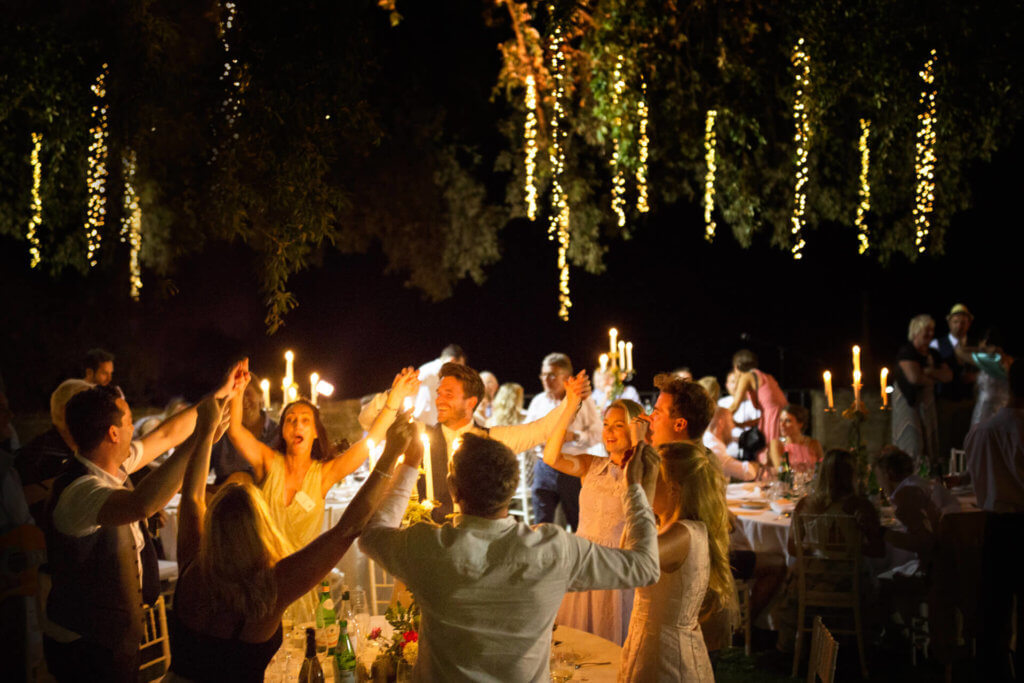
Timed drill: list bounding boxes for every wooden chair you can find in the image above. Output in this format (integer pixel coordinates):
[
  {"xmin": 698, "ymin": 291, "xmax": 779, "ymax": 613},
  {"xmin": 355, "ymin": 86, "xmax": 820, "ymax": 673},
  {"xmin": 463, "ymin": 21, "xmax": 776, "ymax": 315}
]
[
  {"xmin": 948, "ymin": 448, "xmax": 966, "ymax": 475},
  {"xmin": 368, "ymin": 557, "xmax": 395, "ymax": 615},
  {"xmin": 791, "ymin": 513, "xmax": 868, "ymax": 678},
  {"xmin": 734, "ymin": 578, "xmax": 753, "ymax": 656},
  {"xmin": 506, "ymin": 451, "xmax": 533, "ymax": 526},
  {"xmin": 139, "ymin": 595, "xmax": 171, "ymax": 678},
  {"xmin": 807, "ymin": 616, "xmax": 839, "ymax": 683}
]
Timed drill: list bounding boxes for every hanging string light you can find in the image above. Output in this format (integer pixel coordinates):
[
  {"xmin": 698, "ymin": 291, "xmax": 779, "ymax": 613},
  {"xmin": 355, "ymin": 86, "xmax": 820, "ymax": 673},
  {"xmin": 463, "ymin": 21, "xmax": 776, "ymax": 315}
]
[
  {"xmin": 635, "ymin": 77, "xmax": 649, "ymax": 213},
  {"xmin": 609, "ymin": 54, "xmax": 627, "ymax": 227},
  {"xmin": 789, "ymin": 39, "xmax": 811, "ymax": 260},
  {"xmin": 855, "ymin": 118, "xmax": 871, "ymax": 254},
  {"xmin": 703, "ymin": 109, "xmax": 718, "ymax": 242},
  {"xmin": 85, "ymin": 64, "xmax": 109, "ymax": 268},
  {"xmin": 548, "ymin": 15, "xmax": 571, "ymax": 319},
  {"xmin": 523, "ymin": 74, "xmax": 539, "ymax": 221},
  {"xmin": 219, "ymin": 2, "xmax": 241, "ymax": 129},
  {"xmin": 28, "ymin": 132, "xmax": 43, "ymax": 268},
  {"xmin": 121, "ymin": 150, "xmax": 143, "ymax": 300},
  {"xmin": 914, "ymin": 49, "xmax": 937, "ymax": 253}
]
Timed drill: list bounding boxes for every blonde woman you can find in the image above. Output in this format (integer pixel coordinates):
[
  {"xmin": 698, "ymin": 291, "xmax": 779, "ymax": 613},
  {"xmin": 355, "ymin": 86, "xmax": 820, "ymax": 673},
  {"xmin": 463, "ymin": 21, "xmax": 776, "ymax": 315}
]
[
  {"xmin": 618, "ymin": 442, "xmax": 734, "ymax": 683},
  {"xmin": 166, "ymin": 364, "xmax": 417, "ymax": 683},
  {"xmin": 892, "ymin": 314, "xmax": 951, "ymax": 472},
  {"xmin": 487, "ymin": 382, "xmax": 526, "ymax": 428}
]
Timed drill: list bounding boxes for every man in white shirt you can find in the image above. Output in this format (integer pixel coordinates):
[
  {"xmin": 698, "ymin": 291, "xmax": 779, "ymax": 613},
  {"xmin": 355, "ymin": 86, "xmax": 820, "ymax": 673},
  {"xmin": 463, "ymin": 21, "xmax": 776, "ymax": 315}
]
[
  {"xmin": 358, "ymin": 344, "xmax": 466, "ymax": 430},
  {"xmin": 965, "ymin": 358, "xmax": 1024, "ymax": 680},
  {"xmin": 43, "ymin": 369, "xmax": 238, "ymax": 681},
  {"xmin": 359, "ymin": 431, "xmax": 660, "ymax": 682},
  {"xmin": 528, "ymin": 353, "xmax": 602, "ymax": 530}
]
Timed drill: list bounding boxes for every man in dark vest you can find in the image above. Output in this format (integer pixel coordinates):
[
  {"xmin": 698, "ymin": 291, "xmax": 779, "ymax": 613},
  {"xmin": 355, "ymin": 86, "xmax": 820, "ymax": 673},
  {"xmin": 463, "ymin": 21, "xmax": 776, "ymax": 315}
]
[
  {"xmin": 43, "ymin": 370, "xmax": 238, "ymax": 681},
  {"xmin": 931, "ymin": 303, "xmax": 978, "ymax": 465}
]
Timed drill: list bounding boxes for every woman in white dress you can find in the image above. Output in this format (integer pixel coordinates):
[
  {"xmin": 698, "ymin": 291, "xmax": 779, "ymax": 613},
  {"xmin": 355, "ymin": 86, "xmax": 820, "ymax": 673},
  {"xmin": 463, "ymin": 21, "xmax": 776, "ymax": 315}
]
[
  {"xmin": 543, "ymin": 371, "xmax": 639, "ymax": 645},
  {"xmin": 619, "ymin": 441, "xmax": 734, "ymax": 683}
]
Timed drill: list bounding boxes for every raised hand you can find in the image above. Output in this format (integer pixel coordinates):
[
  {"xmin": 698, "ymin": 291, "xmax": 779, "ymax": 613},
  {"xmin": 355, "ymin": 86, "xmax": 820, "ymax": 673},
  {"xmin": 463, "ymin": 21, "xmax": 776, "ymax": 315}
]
[
  {"xmin": 197, "ymin": 395, "xmax": 223, "ymax": 430},
  {"xmin": 387, "ymin": 367, "xmax": 421, "ymax": 410},
  {"xmin": 564, "ymin": 371, "xmax": 591, "ymax": 402},
  {"xmin": 215, "ymin": 359, "xmax": 250, "ymax": 400},
  {"xmin": 383, "ymin": 409, "xmax": 416, "ymax": 455},
  {"xmin": 628, "ymin": 415, "xmax": 650, "ymax": 448}
]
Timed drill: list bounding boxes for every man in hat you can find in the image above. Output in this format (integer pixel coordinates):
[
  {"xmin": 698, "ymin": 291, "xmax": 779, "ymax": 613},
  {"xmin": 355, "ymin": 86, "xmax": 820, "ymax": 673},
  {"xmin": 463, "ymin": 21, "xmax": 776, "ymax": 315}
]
[{"xmin": 931, "ymin": 303, "xmax": 978, "ymax": 464}]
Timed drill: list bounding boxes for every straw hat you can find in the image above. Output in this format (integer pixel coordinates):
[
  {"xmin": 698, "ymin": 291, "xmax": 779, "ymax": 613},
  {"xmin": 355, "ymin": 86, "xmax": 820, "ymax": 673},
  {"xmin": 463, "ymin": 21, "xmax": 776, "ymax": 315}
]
[{"xmin": 947, "ymin": 303, "xmax": 973, "ymax": 320}]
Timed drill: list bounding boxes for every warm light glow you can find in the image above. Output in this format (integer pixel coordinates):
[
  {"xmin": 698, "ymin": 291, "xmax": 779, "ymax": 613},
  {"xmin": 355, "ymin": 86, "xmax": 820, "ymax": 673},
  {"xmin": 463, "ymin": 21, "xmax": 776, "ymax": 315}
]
[
  {"xmin": 85, "ymin": 65, "xmax": 110, "ymax": 267},
  {"xmin": 703, "ymin": 109, "xmax": 718, "ymax": 242},
  {"xmin": 636, "ymin": 77, "xmax": 649, "ymax": 213},
  {"xmin": 120, "ymin": 149, "xmax": 143, "ymax": 300},
  {"xmin": 285, "ymin": 350, "xmax": 294, "ymax": 362},
  {"xmin": 852, "ymin": 345, "xmax": 861, "ymax": 376},
  {"xmin": 315, "ymin": 379, "xmax": 334, "ymax": 397},
  {"xmin": 823, "ymin": 370, "xmax": 834, "ymax": 409},
  {"xmin": 609, "ymin": 328, "xmax": 618, "ymax": 357},
  {"xmin": 548, "ymin": 19, "xmax": 572, "ymax": 320},
  {"xmin": 855, "ymin": 118, "xmax": 871, "ymax": 253},
  {"xmin": 880, "ymin": 367, "xmax": 889, "ymax": 407},
  {"xmin": 609, "ymin": 54, "xmax": 627, "ymax": 228},
  {"xmin": 625, "ymin": 341, "xmax": 634, "ymax": 373},
  {"xmin": 403, "ymin": 396, "xmax": 413, "ymax": 412},
  {"xmin": 310, "ymin": 372, "xmax": 320, "ymax": 405},
  {"xmin": 599, "ymin": 353, "xmax": 609, "ymax": 373},
  {"xmin": 287, "ymin": 385, "xmax": 298, "ymax": 402},
  {"xmin": 27, "ymin": 132, "xmax": 43, "ymax": 268},
  {"xmin": 914, "ymin": 49, "xmax": 938, "ymax": 254},
  {"xmin": 523, "ymin": 74, "xmax": 538, "ymax": 221},
  {"xmin": 259, "ymin": 378, "xmax": 271, "ymax": 410},
  {"xmin": 790, "ymin": 40, "xmax": 811, "ymax": 260}
]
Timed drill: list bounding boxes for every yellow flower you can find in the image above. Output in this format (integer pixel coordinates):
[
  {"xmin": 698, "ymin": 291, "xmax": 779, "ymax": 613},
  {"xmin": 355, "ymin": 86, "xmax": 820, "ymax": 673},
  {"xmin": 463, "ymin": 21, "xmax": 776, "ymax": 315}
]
[{"xmin": 403, "ymin": 641, "xmax": 418, "ymax": 666}]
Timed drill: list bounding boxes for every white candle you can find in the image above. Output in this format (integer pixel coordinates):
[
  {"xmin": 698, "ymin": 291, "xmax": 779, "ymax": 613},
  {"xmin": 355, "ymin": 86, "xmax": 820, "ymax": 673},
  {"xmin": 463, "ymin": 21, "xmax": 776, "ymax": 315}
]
[
  {"xmin": 284, "ymin": 350, "xmax": 294, "ymax": 387},
  {"xmin": 599, "ymin": 353, "xmax": 609, "ymax": 373},
  {"xmin": 316, "ymin": 380, "xmax": 334, "ymax": 399},
  {"xmin": 852, "ymin": 345, "xmax": 861, "ymax": 378},
  {"xmin": 287, "ymin": 385, "xmax": 298, "ymax": 403},
  {"xmin": 420, "ymin": 432, "xmax": 433, "ymax": 501},
  {"xmin": 823, "ymin": 371, "xmax": 834, "ymax": 409},
  {"xmin": 260, "ymin": 379, "xmax": 271, "ymax": 411},
  {"xmin": 880, "ymin": 367, "xmax": 889, "ymax": 407},
  {"xmin": 617, "ymin": 341, "xmax": 625, "ymax": 367},
  {"xmin": 310, "ymin": 372, "xmax": 319, "ymax": 406},
  {"xmin": 625, "ymin": 342, "xmax": 634, "ymax": 373},
  {"xmin": 853, "ymin": 369, "xmax": 862, "ymax": 403},
  {"xmin": 609, "ymin": 328, "xmax": 618, "ymax": 356}
]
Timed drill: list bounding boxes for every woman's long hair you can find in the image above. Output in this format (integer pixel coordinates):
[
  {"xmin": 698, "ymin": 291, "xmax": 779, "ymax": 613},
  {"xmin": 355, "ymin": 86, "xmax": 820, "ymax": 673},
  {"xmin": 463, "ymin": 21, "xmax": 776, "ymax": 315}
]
[
  {"xmin": 808, "ymin": 449, "xmax": 856, "ymax": 509},
  {"xmin": 272, "ymin": 399, "xmax": 336, "ymax": 462},
  {"xmin": 198, "ymin": 482, "xmax": 293, "ymax": 622},
  {"xmin": 490, "ymin": 383, "xmax": 525, "ymax": 427},
  {"xmin": 659, "ymin": 442, "xmax": 735, "ymax": 615},
  {"xmin": 605, "ymin": 398, "xmax": 643, "ymax": 422}
]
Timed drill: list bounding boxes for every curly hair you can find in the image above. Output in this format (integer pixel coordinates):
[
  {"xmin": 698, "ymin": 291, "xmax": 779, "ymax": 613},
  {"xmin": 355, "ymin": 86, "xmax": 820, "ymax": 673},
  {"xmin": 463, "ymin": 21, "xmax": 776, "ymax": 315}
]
[
  {"xmin": 490, "ymin": 383, "xmax": 525, "ymax": 427},
  {"xmin": 653, "ymin": 374, "xmax": 715, "ymax": 436}
]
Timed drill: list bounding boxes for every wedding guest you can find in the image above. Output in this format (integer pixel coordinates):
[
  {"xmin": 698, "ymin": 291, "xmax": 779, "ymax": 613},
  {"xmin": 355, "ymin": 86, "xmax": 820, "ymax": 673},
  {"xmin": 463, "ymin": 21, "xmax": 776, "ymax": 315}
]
[
  {"xmin": 892, "ymin": 314, "xmax": 952, "ymax": 473},
  {"xmin": 486, "ymin": 382, "xmax": 525, "ymax": 428},
  {"xmin": 673, "ymin": 367, "xmax": 694, "ymax": 381},
  {"xmin": 698, "ymin": 376, "xmax": 758, "ymax": 481},
  {"xmin": 211, "ymin": 375, "xmax": 277, "ymax": 484},
  {"xmin": 618, "ymin": 441, "xmax": 734, "ymax": 683},
  {"xmin": 963, "ymin": 328, "xmax": 1012, "ymax": 425},
  {"xmin": 728, "ymin": 349, "xmax": 787, "ymax": 463},
  {"xmin": 358, "ymin": 344, "xmax": 466, "ymax": 430},
  {"xmin": 359, "ymin": 431, "xmax": 660, "ymax": 681},
  {"xmin": 543, "ymin": 376, "xmax": 641, "ymax": 644},
  {"xmin": 768, "ymin": 404, "xmax": 823, "ymax": 474},
  {"xmin": 640, "ymin": 373, "xmax": 715, "ymax": 449},
  {"xmin": 83, "ymin": 348, "xmax": 115, "ymax": 387},
  {"xmin": 931, "ymin": 304, "xmax": 978, "ymax": 459},
  {"xmin": 591, "ymin": 367, "xmax": 641, "ymax": 413},
  {"xmin": 528, "ymin": 353, "xmax": 602, "ymax": 530},
  {"xmin": 473, "ymin": 370, "xmax": 499, "ymax": 424},
  {"xmin": 874, "ymin": 447, "xmax": 942, "ymax": 564},
  {"xmin": 720, "ymin": 370, "xmax": 761, "ymax": 457},
  {"xmin": 965, "ymin": 359, "xmax": 1024, "ymax": 681},
  {"xmin": 42, "ymin": 367, "xmax": 240, "ymax": 682},
  {"xmin": 165, "ymin": 382, "xmax": 413, "ymax": 683}
]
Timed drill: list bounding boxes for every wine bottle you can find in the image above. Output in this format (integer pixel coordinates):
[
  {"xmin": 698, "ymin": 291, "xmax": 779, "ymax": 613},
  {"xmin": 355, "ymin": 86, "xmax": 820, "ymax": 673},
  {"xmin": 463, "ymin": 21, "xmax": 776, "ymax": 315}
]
[
  {"xmin": 314, "ymin": 580, "xmax": 338, "ymax": 655},
  {"xmin": 333, "ymin": 620, "xmax": 357, "ymax": 683},
  {"xmin": 298, "ymin": 627, "xmax": 324, "ymax": 683}
]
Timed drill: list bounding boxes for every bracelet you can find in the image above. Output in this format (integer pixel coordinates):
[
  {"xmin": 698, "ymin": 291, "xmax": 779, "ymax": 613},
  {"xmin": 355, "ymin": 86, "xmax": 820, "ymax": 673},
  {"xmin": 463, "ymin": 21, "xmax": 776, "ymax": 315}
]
[
  {"xmin": 383, "ymin": 404, "xmax": 399, "ymax": 412},
  {"xmin": 371, "ymin": 468, "xmax": 392, "ymax": 480}
]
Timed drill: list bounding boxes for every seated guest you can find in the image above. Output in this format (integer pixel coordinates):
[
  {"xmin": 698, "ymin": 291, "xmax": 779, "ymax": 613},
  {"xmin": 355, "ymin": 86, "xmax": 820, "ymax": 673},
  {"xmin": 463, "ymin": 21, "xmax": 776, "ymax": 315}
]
[
  {"xmin": 211, "ymin": 375, "xmax": 276, "ymax": 484},
  {"xmin": 82, "ymin": 348, "xmax": 115, "ymax": 386},
  {"xmin": 619, "ymin": 440, "xmax": 734, "ymax": 683},
  {"xmin": 485, "ymin": 382, "xmax": 525, "ymax": 428},
  {"xmin": 768, "ymin": 404, "xmax": 823, "ymax": 474},
  {"xmin": 165, "ymin": 375, "xmax": 414, "ymax": 683},
  {"xmin": 42, "ymin": 367, "xmax": 240, "ymax": 682},
  {"xmin": 698, "ymin": 375, "xmax": 758, "ymax": 481},
  {"xmin": 874, "ymin": 447, "xmax": 942, "ymax": 565},
  {"xmin": 359, "ymin": 432, "xmax": 660, "ymax": 681}
]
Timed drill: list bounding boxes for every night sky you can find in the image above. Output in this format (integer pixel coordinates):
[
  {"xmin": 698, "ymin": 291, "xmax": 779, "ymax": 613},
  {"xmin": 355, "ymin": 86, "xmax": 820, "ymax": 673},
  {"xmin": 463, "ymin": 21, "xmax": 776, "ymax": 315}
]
[{"xmin": 2, "ymin": 3, "xmax": 1022, "ymax": 411}]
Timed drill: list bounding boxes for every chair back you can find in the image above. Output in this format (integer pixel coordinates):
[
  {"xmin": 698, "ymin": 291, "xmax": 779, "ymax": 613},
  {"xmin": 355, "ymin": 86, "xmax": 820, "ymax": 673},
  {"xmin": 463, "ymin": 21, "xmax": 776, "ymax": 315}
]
[
  {"xmin": 948, "ymin": 448, "xmax": 966, "ymax": 475},
  {"xmin": 139, "ymin": 595, "xmax": 171, "ymax": 676},
  {"xmin": 792, "ymin": 513, "xmax": 862, "ymax": 608},
  {"xmin": 807, "ymin": 616, "xmax": 839, "ymax": 683},
  {"xmin": 506, "ymin": 452, "xmax": 533, "ymax": 525}
]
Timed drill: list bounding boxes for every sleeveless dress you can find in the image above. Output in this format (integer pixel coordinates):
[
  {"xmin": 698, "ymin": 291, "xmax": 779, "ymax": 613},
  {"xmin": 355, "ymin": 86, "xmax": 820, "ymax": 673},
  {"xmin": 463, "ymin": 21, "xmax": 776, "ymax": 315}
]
[
  {"xmin": 781, "ymin": 438, "xmax": 821, "ymax": 473},
  {"xmin": 166, "ymin": 608, "xmax": 282, "ymax": 683},
  {"xmin": 556, "ymin": 458, "xmax": 633, "ymax": 644},
  {"xmin": 618, "ymin": 520, "xmax": 713, "ymax": 683},
  {"xmin": 260, "ymin": 455, "xmax": 327, "ymax": 620},
  {"xmin": 751, "ymin": 369, "xmax": 787, "ymax": 449},
  {"xmin": 892, "ymin": 345, "xmax": 941, "ymax": 471}
]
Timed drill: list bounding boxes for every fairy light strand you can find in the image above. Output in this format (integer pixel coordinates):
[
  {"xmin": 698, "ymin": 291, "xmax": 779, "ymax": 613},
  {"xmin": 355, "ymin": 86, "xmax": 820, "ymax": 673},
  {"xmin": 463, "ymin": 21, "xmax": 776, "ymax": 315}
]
[
  {"xmin": 635, "ymin": 77, "xmax": 649, "ymax": 213},
  {"xmin": 855, "ymin": 118, "xmax": 871, "ymax": 254},
  {"xmin": 523, "ymin": 74, "xmax": 539, "ymax": 221},
  {"xmin": 85, "ymin": 65, "xmax": 109, "ymax": 267},
  {"xmin": 121, "ymin": 150, "xmax": 143, "ymax": 300},
  {"xmin": 548, "ymin": 17, "xmax": 571, "ymax": 319},
  {"xmin": 609, "ymin": 54, "xmax": 627, "ymax": 227},
  {"xmin": 28, "ymin": 132, "xmax": 43, "ymax": 268},
  {"xmin": 703, "ymin": 109, "xmax": 718, "ymax": 242},
  {"xmin": 211, "ymin": 2, "xmax": 241, "ymax": 162},
  {"xmin": 789, "ymin": 39, "xmax": 810, "ymax": 260},
  {"xmin": 914, "ymin": 49, "xmax": 937, "ymax": 253}
]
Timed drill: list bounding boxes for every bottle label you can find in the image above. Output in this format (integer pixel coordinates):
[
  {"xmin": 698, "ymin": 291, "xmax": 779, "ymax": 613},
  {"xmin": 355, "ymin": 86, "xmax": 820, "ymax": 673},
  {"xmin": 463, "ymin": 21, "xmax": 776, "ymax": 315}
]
[
  {"xmin": 326, "ymin": 623, "xmax": 340, "ymax": 644},
  {"xmin": 322, "ymin": 598, "xmax": 334, "ymax": 611}
]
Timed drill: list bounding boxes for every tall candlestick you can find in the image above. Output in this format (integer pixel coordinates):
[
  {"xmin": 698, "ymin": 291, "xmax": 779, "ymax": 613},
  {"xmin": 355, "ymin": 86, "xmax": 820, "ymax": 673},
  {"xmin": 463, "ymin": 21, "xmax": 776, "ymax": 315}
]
[
  {"xmin": 260, "ymin": 379, "xmax": 271, "ymax": 411},
  {"xmin": 309, "ymin": 373, "xmax": 319, "ymax": 406},
  {"xmin": 617, "ymin": 341, "xmax": 625, "ymax": 367},
  {"xmin": 284, "ymin": 350, "xmax": 294, "ymax": 386},
  {"xmin": 823, "ymin": 371, "xmax": 834, "ymax": 410},
  {"xmin": 853, "ymin": 369, "xmax": 862, "ymax": 403},
  {"xmin": 287, "ymin": 385, "xmax": 298, "ymax": 403},
  {"xmin": 609, "ymin": 328, "xmax": 618, "ymax": 356},
  {"xmin": 880, "ymin": 367, "xmax": 889, "ymax": 407},
  {"xmin": 420, "ymin": 432, "xmax": 433, "ymax": 502},
  {"xmin": 852, "ymin": 345, "xmax": 861, "ymax": 377},
  {"xmin": 625, "ymin": 342, "xmax": 634, "ymax": 373},
  {"xmin": 599, "ymin": 353, "xmax": 609, "ymax": 373}
]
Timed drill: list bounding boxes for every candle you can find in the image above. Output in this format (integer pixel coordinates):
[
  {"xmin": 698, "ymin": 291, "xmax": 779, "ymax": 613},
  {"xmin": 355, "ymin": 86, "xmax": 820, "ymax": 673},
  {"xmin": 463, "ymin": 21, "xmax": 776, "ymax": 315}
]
[
  {"xmin": 284, "ymin": 350, "xmax": 294, "ymax": 387},
  {"xmin": 260, "ymin": 379, "xmax": 271, "ymax": 411},
  {"xmin": 599, "ymin": 353, "xmax": 609, "ymax": 373},
  {"xmin": 880, "ymin": 367, "xmax": 889, "ymax": 407},
  {"xmin": 823, "ymin": 371, "xmax": 834, "ymax": 409},
  {"xmin": 316, "ymin": 380, "xmax": 334, "ymax": 399},
  {"xmin": 310, "ymin": 372, "xmax": 319, "ymax": 406},
  {"xmin": 853, "ymin": 369, "xmax": 862, "ymax": 403},
  {"xmin": 287, "ymin": 385, "xmax": 298, "ymax": 403},
  {"xmin": 609, "ymin": 328, "xmax": 618, "ymax": 356},
  {"xmin": 366, "ymin": 439, "xmax": 377, "ymax": 467},
  {"xmin": 617, "ymin": 341, "xmax": 625, "ymax": 368},
  {"xmin": 852, "ymin": 345, "xmax": 861, "ymax": 377},
  {"xmin": 420, "ymin": 432, "xmax": 433, "ymax": 501},
  {"xmin": 625, "ymin": 342, "xmax": 634, "ymax": 373}
]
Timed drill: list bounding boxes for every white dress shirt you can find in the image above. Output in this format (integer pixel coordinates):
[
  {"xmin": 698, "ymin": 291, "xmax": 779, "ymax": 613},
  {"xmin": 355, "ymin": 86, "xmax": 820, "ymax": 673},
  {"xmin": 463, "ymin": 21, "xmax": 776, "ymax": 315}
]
[
  {"xmin": 359, "ymin": 464, "xmax": 659, "ymax": 682},
  {"xmin": 965, "ymin": 406, "xmax": 1024, "ymax": 513},
  {"xmin": 525, "ymin": 392, "xmax": 602, "ymax": 456},
  {"xmin": 929, "ymin": 333, "xmax": 960, "ymax": 351},
  {"xmin": 718, "ymin": 395, "xmax": 761, "ymax": 459}
]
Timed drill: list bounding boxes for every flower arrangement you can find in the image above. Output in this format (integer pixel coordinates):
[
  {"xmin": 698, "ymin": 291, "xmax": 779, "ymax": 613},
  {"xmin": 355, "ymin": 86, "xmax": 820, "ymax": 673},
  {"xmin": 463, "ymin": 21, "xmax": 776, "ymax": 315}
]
[{"xmin": 366, "ymin": 600, "xmax": 420, "ymax": 672}]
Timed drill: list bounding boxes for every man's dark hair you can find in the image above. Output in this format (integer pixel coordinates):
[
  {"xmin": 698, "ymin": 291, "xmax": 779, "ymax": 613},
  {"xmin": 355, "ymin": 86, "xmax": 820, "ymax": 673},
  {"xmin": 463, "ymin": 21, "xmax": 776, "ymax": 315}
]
[
  {"xmin": 653, "ymin": 374, "xmax": 715, "ymax": 437},
  {"xmin": 1010, "ymin": 358, "xmax": 1024, "ymax": 398},
  {"xmin": 874, "ymin": 446, "xmax": 914, "ymax": 482},
  {"xmin": 84, "ymin": 348, "xmax": 115, "ymax": 372},
  {"xmin": 732, "ymin": 349, "xmax": 758, "ymax": 372},
  {"xmin": 65, "ymin": 385, "xmax": 124, "ymax": 454},
  {"xmin": 439, "ymin": 362, "xmax": 485, "ymax": 404},
  {"xmin": 440, "ymin": 344, "xmax": 466, "ymax": 363},
  {"xmin": 542, "ymin": 352, "xmax": 573, "ymax": 375},
  {"xmin": 450, "ymin": 433, "xmax": 519, "ymax": 517}
]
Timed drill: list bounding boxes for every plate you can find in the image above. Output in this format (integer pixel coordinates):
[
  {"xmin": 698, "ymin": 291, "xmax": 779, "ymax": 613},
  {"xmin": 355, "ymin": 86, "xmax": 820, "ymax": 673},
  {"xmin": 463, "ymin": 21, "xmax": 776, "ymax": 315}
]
[
  {"xmin": 770, "ymin": 500, "xmax": 796, "ymax": 514},
  {"xmin": 740, "ymin": 501, "xmax": 768, "ymax": 510}
]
